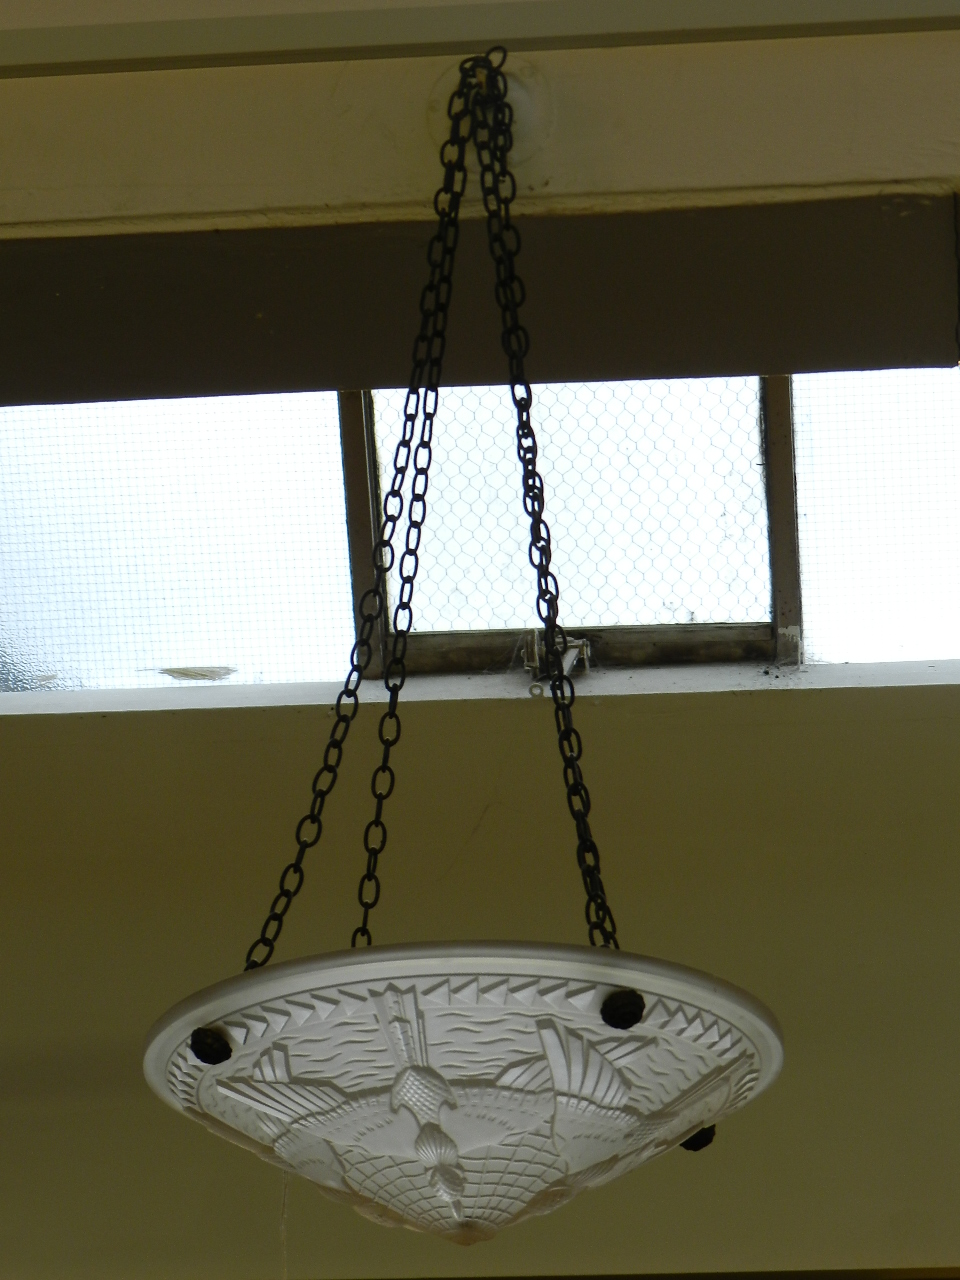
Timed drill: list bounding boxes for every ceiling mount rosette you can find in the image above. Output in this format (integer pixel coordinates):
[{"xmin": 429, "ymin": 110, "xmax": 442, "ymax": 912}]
[{"xmin": 144, "ymin": 943, "xmax": 782, "ymax": 1242}]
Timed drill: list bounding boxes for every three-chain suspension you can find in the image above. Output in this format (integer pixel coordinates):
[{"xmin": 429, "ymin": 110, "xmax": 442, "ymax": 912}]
[{"xmin": 243, "ymin": 46, "xmax": 617, "ymax": 971}]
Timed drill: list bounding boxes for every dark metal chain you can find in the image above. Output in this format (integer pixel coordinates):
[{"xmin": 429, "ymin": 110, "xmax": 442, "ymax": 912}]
[
  {"xmin": 350, "ymin": 74, "xmax": 476, "ymax": 945},
  {"xmin": 469, "ymin": 52, "xmax": 619, "ymax": 948},
  {"xmin": 243, "ymin": 52, "xmax": 476, "ymax": 967},
  {"xmin": 243, "ymin": 45, "xmax": 618, "ymax": 966}
]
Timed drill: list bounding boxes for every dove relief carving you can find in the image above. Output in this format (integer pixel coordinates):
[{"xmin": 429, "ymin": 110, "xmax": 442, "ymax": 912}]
[{"xmin": 154, "ymin": 959, "xmax": 777, "ymax": 1242}]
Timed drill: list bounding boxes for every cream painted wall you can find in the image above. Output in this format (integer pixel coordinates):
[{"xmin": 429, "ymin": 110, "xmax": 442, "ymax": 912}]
[
  {"xmin": 2, "ymin": 29, "xmax": 960, "ymax": 238},
  {"xmin": 3, "ymin": 686, "xmax": 960, "ymax": 1276}
]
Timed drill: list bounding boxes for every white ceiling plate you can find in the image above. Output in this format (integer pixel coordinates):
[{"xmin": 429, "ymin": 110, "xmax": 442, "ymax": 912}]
[{"xmin": 144, "ymin": 942, "xmax": 782, "ymax": 1242}]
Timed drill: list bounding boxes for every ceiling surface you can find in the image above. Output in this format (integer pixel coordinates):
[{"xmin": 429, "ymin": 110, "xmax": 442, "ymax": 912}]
[
  {"xmin": 3, "ymin": 31, "xmax": 959, "ymax": 242},
  {"xmin": 3, "ymin": 0, "xmax": 960, "ymax": 73},
  {"xmin": 3, "ymin": 681, "xmax": 960, "ymax": 1277}
]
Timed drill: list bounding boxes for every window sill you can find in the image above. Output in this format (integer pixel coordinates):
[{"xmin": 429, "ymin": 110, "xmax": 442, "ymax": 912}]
[{"xmin": 3, "ymin": 659, "xmax": 960, "ymax": 716}]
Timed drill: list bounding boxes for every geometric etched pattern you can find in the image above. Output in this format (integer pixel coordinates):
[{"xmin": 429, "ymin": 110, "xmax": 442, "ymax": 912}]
[{"xmin": 147, "ymin": 952, "xmax": 781, "ymax": 1243}]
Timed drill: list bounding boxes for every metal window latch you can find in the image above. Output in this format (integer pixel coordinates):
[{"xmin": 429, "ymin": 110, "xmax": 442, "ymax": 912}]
[{"xmin": 522, "ymin": 630, "xmax": 590, "ymax": 691}]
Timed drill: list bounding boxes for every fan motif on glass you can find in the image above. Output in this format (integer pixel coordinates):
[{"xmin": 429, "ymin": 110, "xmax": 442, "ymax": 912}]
[{"xmin": 146, "ymin": 947, "xmax": 781, "ymax": 1242}]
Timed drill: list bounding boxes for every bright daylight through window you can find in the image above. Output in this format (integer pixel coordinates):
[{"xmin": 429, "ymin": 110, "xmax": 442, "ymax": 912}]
[
  {"xmin": 0, "ymin": 392, "xmax": 355, "ymax": 691},
  {"xmin": 373, "ymin": 378, "xmax": 770, "ymax": 631},
  {"xmin": 2, "ymin": 368, "xmax": 959, "ymax": 694},
  {"xmin": 793, "ymin": 367, "xmax": 960, "ymax": 664}
]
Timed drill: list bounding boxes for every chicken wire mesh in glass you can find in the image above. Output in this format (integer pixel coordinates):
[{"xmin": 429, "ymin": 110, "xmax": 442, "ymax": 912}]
[
  {"xmin": 0, "ymin": 392, "xmax": 355, "ymax": 692},
  {"xmin": 373, "ymin": 379, "xmax": 770, "ymax": 632},
  {"xmin": 793, "ymin": 367, "xmax": 960, "ymax": 664}
]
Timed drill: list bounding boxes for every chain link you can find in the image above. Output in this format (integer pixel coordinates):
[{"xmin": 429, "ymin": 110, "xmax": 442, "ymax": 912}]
[
  {"xmin": 468, "ymin": 51, "xmax": 619, "ymax": 947},
  {"xmin": 349, "ymin": 54, "xmax": 483, "ymax": 948},
  {"xmin": 244, "ymin": 45, "xmax": 618, "ymax": 967},
  {"xmin": 244, "ymin": 53, "xmax": 475, "ymax": 967}
]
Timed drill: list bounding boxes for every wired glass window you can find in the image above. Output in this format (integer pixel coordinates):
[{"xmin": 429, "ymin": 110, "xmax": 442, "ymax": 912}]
[
  {"xmin": 8, "ymin": 367, "xmax": 960, "ymax": 693},
  {"xmin": 372, "ymin": 378, "xmax": 771, "ymax": 633},
  {"xmin": 0, "ymin": 375, "xmax": 783, "ymax": 695},
  {"xmin": 0, "ymin": 392, "xmax": 354, "ymax": 691},
  {"xmin": 793, "ymin": 367, "xmax": 960, "ymax": 664}
]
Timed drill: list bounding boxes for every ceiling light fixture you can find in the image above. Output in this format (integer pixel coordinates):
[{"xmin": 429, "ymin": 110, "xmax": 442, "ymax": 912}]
[{"xmin": 145, "ymin": 47, "xmax": 782, "ymax": 1243}]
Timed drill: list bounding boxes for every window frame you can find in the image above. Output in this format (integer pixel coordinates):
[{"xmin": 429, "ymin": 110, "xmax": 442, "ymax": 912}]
[
  {"xmin": 4, "ymin": 191, "xmax": 957, "ymax": 693},
  {"xmin": 337, "ymin": 374, "xmax": 803, "ymax": 675}
]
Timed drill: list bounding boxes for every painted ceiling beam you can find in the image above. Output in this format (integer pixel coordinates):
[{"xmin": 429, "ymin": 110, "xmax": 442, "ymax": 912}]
[
  {"xmin": 4, "ymin": 0, "xmax": 960, "ymax": 75},
  {"xmin": 2, "ymin": 33, "xmax": 960, "ymax": 238}
]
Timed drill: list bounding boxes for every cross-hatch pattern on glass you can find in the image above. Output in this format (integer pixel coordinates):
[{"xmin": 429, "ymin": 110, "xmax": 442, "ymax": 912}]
[{"xmin": 373, "ymin": 379, "xmax": 771, "ymax": 632}]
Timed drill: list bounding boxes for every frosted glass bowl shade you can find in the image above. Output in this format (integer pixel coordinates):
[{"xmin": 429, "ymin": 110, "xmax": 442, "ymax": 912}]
[{"xmin": 144, "ymin": 943, "xmax": 782, "ymax": 1243}]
